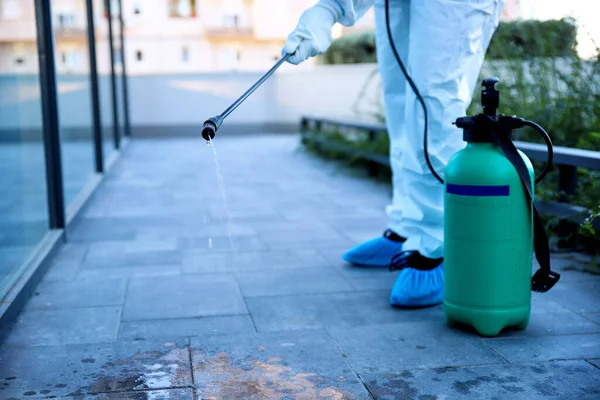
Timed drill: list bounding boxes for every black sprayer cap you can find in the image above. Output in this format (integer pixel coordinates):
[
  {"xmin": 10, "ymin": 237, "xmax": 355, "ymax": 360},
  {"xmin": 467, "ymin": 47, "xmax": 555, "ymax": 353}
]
[
  {"xmin": 454, "ymin": 77, "xmax": 515, "ymax": 143},
  {"xmin": 481, "ymin": 77, "xmax": 500, "ymax": 116}
]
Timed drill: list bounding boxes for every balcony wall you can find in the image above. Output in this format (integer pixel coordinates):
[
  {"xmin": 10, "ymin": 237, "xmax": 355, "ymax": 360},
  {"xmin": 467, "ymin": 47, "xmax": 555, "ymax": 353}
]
[{"xmin": 0, "ymin": 63, "xmax": 380, "ymax": 136}]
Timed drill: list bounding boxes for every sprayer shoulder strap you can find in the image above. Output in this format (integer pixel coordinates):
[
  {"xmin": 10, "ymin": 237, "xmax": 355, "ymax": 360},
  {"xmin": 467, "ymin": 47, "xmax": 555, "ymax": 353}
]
[{"xmin": 483, "ymin": 115, "xmax": 560, "ymax": 293}]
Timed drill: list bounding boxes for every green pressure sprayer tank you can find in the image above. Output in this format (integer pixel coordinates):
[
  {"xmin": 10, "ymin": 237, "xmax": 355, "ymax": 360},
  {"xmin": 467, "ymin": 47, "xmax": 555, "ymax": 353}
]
[{"xmin": 443, "ymin": 78, "xmax": 560, "ymax": 337}]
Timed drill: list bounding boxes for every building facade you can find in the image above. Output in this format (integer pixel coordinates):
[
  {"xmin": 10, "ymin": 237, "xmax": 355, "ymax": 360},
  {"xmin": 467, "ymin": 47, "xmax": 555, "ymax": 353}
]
[
  {"xmin": 0, "ymin": 0, "xmax": 317, "ymax": 75},
  {"xmin": 1, "ymin": 0, "xmax": 524, "ymax": 75}
]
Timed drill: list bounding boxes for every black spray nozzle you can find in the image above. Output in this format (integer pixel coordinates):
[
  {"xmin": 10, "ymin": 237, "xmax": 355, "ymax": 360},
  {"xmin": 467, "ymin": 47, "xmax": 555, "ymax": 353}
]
[
  {"xmin": 201, "ymin": 116, "xmax": 222, "ymax": 141},
  {"xmin": 481, "ymin": 77, "xmax": 500, "ymax": 116}
]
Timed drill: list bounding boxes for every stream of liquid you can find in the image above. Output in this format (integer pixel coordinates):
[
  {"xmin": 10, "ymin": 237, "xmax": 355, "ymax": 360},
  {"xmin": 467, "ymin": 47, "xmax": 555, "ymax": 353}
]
[{"xmin": 207, "ymin": 138, "xmax": 236, "ymax": 252}]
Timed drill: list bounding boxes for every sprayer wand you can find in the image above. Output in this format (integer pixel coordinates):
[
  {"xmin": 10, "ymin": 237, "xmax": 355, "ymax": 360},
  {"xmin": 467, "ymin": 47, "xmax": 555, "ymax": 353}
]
[{"xmin": 201, "ymin": 53, "xmax": 292, "ymax": 141}]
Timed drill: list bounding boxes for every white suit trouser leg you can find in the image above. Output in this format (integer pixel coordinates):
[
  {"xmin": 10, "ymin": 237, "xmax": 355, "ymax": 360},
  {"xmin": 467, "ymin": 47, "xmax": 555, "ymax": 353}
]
[
  {"xmin": 373, "ymin": 0, "xmax": 411, "ymax": 235},
  {"xmin": 374, "ymin": 0, "xmax": 504, "ymax": 259}
]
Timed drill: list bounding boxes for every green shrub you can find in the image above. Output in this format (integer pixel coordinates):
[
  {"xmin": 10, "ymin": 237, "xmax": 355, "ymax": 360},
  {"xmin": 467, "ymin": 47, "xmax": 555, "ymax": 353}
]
[
  {"xmin": 486, "ymin": 17, "xmax": 578, "ymax": 59},
  {"xmin": 318, "ymin": 18, "xmax": 578, "ymax": 64},
  {"xmin": 317, "ymin": 31, "xmax": 377, "ymax": 65},
  {"xmin": 466, "ymin": 54, "xmax": 600, "ymax": 234}
]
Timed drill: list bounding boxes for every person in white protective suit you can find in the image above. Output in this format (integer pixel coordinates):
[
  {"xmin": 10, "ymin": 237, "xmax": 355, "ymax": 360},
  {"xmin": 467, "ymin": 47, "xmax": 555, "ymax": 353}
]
[{"xmin": 283, "ymin": 0, "xmax": 504, "ymax": 307}]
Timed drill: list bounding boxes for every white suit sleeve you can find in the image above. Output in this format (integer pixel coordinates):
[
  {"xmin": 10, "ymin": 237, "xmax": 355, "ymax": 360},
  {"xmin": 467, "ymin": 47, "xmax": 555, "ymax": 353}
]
[{"xmin": 327, "ymin": 0, "xmax": 375, "ymax": 26}]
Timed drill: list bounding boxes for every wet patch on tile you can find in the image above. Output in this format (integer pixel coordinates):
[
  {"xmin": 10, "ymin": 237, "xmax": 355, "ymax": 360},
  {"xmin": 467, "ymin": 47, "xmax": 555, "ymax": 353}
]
[
  {"xmin": 0, "ymin": 340, "xmax": 192, "ymax": 398},
  {"xmin": 190, "ymin": 330, "xmax": 370, "ymax": 399}
]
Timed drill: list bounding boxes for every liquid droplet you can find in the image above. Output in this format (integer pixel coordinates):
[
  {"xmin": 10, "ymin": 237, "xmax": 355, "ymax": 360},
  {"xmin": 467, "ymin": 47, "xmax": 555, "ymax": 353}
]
[
  {"xmin": 208, "ymin": 237, "xmax": 213, "ymax": 249},
  {"xmin": 206, "ymin": 141, "xmax": 211, "ymax": 147}
]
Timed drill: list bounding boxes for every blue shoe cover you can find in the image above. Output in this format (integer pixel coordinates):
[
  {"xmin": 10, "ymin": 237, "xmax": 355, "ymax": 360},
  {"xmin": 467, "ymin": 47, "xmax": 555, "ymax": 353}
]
[
  {"xmin": 388, "ymin": 252, "xmax": 444, "ymax": 308},
  {"xmin": 342, "ymin": 229, "xmax": 405, "ymax": 267}
]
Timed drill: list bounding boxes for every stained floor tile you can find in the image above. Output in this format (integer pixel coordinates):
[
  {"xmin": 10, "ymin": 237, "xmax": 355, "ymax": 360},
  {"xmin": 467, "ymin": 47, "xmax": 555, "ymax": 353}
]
[
  {"xmin": 0, "ymin": 340, "xmax": 192, "ymax": 398},
  {"xmin": 190, "ymin": 330, "xmax": 370, "ymax": 399}
]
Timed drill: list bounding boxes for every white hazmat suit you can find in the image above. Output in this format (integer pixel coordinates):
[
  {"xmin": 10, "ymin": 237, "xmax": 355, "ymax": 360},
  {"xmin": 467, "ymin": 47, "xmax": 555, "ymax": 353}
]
[{"xmin": 283, "ymin": 0, "xmax": 504, "ymax": 307}]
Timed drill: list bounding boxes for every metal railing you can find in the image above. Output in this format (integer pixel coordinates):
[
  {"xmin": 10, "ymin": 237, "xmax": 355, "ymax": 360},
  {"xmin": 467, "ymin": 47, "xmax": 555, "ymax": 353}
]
[{"xmin": 300, "ymin": 115, "xmax": 600, "ymax": 224}]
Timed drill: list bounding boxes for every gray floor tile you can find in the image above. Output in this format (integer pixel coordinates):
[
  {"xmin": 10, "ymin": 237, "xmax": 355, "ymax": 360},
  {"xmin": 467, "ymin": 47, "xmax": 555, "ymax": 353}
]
[
  {"xmin": 190, "ymin": 329, "xmax": 371, "ymax": 399},
  {"xmin": 246, "ymin": 291, "xmax": 443, "ymax": 332},
  {"xmin": 77, "ymin": 265, "xmax": 181, "ymax": 280},
  {"xmin": 251, "ymin": 221, "xmax": 342, "ymax": 237},
  {"xmin": 50, "ymin": 243, "xmax": 89, "ymax": 265},
  {"xmin": 40, "ymin": 244, "xmax": 89, "ymax": 282},
  {"xmin": 484, "ymin": 333, "xmax": 600, "ymax": 362},
  {"xmin": 235, "ymin": 267, "xmax": 353, "ymax": 297},
  {"xmin": 328, "ymin": 321, "xmax": 506, "ymax": 374},
  {"xmin": 41, "ymin": 261, "xmax": 82, "ymax": 282},
  {"xmin": 181, "ymin": 249, "xmax": 328, "ymax": 274},
  {"xmin": 179, "ymin": 222, "xmax": 257, "ymax": 238},
  {"xmin": 83, "ymin": 240, "xmax": 181, "ymax": 269},
  {"xmin": 64, "ymin": 389, "xmax": 194, "ymax": 399},
  {"xmin": 586, "ymin": 313, "xmax": 600, "ymax": 324},
  {"xmin": 493, "ymin": 296, "xmax": 600, "ymax": 337},
  {"xmin": 177, "ymin": 235, "xmax": 268, "ymax": 252},
  {"xmin": 25, "ymin": 279, "xmax": 127, "ymax": 310},
  {"xmin": 260, "ymin": 235, "xmax": 356, "ymax": 250},
  {"xmin": 123, "ymin": 274, "xmax": 247, "ymax": 321},
  {"xmin": 3, "ymin": 307, "xmax": 121, "ymax": 347},
  {"xmin": 542, "ymin": 279, "xmax": 600, "ymax": 314},
  {"xmin": 362, "ymin": 360, "xmax": 600, "ymax": 400},
  {"xmin": 119, "ymin": 315, "xmax": 256, "ymax": 341},
  {"xmin": 68, "ymin": 218, "xmax": 138, "ymax": 242},
  {"xmin": 0, "ymin": 340, "xmax": 191, "ymax": 398}
]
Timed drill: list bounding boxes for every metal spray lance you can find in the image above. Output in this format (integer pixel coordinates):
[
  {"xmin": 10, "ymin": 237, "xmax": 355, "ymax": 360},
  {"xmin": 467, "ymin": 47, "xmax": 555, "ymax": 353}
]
[{"xmin": 201, "ymin": 53, "xmax": 292, "ymax": 142}]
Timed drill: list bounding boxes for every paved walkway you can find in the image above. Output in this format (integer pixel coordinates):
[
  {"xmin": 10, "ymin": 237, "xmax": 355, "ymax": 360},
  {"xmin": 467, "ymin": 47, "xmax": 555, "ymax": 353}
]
[{"xmin": 1, "ymin": 134, "xmax": 599, "ymax": 399}]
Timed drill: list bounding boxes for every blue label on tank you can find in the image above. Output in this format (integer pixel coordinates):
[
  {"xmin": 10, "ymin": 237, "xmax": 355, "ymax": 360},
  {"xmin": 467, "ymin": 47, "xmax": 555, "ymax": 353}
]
[{"xmin": 446, "ymin": 184, "xmax": 510, "ymax": 196}]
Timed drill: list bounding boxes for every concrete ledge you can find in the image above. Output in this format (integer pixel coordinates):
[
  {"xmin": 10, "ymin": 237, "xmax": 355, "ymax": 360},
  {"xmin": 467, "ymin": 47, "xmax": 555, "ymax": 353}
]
[{"xmin": 131, "ymin": 123, "xmax": 300, "ymax": 138}]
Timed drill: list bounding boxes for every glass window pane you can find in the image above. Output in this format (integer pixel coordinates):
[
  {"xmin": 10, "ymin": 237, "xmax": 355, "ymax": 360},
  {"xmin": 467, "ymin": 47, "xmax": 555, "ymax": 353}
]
[
  {"xmin": 94, "ymin": 0, "xmax": 117, "ymax": 166},
  {"xmin": 112, "ymin": 7, "xmax": 126, "ymax": 139},
  {"xmin": 0, "ymin": 2, "xmax": 50, "ymax": 295},
  {"xmin": 52, "ymin": 0, "xmax": 96, "ymax": 206}
]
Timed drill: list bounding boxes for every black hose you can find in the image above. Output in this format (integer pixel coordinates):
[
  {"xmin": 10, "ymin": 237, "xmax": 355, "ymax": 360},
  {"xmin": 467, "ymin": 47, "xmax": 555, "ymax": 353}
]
[
  {"xmin": 523, "ymin": 119, "xmax": 554, "ymax": 184},
  {"xmin": 384, "ymin": 0, "xmax": 444, "ymax": 184}
]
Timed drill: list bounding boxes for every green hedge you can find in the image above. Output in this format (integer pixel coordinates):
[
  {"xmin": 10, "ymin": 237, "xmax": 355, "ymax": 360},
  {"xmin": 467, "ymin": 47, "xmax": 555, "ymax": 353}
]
[{"xmin": 317, "ymin": 18, "xmax": 578, "ymax": 64}]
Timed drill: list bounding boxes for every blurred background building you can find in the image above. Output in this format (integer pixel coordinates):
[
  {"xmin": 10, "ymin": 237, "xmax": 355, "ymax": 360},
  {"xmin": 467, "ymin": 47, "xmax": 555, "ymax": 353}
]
[
  {"xmin": 3, "ymin": 0, "xmax": 598, "ymax": 77},
  {"xmin": 1, "ymin": 0, "xmax": 526, "ymax": 76},
  {"xmin": 0, "ymin": 0, "xmax": 317, "ymax": 75}
]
